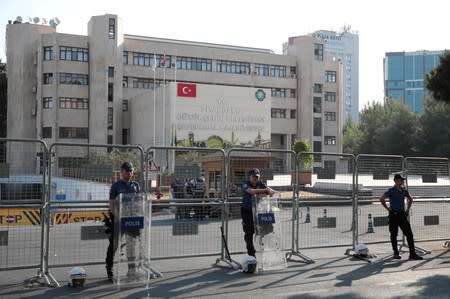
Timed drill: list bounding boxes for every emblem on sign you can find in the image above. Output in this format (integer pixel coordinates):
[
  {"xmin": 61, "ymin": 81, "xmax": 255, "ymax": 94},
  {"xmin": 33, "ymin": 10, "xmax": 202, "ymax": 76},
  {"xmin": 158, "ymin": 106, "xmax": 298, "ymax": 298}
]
[{"xmin": 255, "ymin": 89, "xmax": 266, "ymax": 101}]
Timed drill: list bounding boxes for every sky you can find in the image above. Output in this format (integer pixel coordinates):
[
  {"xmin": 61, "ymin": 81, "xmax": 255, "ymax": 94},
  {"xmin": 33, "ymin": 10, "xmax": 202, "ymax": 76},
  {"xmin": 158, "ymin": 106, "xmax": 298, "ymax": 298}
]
[{"xmin": 1, "ymin": 0, "xmax": 448, "ymax": 111}]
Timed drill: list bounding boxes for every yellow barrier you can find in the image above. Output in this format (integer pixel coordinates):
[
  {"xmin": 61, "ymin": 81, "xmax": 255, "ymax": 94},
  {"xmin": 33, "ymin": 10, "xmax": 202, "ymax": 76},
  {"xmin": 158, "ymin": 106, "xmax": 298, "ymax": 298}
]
[
  {"xmin": 0, "ymin": 208, "xmax": 41, "ymax": 226},
  {"xmin": 53, "ymin": 210, "xmax": 109, "ymax": 224}
]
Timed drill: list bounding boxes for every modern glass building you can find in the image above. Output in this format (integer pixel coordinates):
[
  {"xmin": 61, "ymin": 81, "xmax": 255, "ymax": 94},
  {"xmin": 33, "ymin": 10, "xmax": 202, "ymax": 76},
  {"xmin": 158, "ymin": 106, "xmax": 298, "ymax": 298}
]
[{"xmin": 384, "ymin": 50, "xmax": 444, "ymax": 114}]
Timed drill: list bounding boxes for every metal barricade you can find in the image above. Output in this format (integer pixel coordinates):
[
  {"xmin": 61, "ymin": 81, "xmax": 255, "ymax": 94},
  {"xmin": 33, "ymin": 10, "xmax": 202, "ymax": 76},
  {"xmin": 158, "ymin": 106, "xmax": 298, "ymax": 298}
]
[
  {"xmin": 226, "ymin": 148, "xmax": 297, "ymax": 263},
  {"xmin": 46, "ymin": 143, "xmax": 145, "ymax": 275},
  {"xmin": 405, "ymin": 157, "xmax": 450, "ymax": 243},
  {"xmin": 146, "ymin": 146, "xmax": 226, "ymax": 268},
  {"xmin": 0, "ymin": 138, "xmax": 56, "ymax": 285},
  {"xmin": 297, "ymin": 152, "xmax": 355, "ymax": 251},
  {"xmin": 355, "ymin": 154, "xmax": 404, "ymax": 246}
]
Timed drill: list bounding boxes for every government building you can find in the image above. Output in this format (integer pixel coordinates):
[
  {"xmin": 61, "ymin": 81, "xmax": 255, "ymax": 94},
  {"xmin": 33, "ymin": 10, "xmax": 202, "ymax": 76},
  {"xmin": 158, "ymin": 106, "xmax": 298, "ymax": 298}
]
[{"xmin": 6, "ymin": 14, "xmax": 344, "ymax": 170}]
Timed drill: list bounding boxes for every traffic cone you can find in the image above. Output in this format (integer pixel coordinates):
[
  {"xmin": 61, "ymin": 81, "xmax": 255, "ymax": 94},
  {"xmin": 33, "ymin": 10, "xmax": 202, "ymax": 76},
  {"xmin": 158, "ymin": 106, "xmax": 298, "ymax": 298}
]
[
  {"xmin": 305, "ymin": 206, "xmax": 311, "ymax": 223},
  {"xmin": 367, "ymin": 213, "xmax": 374, "ymax": 233}
]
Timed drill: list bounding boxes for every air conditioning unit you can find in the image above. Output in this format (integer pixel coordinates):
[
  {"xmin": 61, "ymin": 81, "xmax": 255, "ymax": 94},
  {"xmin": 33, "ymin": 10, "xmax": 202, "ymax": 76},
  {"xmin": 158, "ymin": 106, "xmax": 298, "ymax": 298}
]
[
  {"xmin": 31, "ymin": 108, "xmax": 36, "ymax": 116},
  {"xmin": 32, "ymin": 85, "xmax": 37, "ymax": 93}
]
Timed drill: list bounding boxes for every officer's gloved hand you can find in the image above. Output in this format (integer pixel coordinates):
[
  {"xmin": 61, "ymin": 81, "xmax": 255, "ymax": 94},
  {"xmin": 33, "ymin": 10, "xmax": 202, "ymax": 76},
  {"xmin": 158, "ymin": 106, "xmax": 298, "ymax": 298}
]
[{"xmin": 103, "ymin": 215, "xmax": 113, "ymax": 235}]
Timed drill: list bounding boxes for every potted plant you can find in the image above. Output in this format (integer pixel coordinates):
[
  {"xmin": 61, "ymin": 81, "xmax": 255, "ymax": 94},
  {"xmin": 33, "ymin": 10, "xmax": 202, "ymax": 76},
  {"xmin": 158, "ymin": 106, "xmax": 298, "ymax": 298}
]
[{"xmin": 292, "ymin": 139, "xmax": 314, "ymax": 185}]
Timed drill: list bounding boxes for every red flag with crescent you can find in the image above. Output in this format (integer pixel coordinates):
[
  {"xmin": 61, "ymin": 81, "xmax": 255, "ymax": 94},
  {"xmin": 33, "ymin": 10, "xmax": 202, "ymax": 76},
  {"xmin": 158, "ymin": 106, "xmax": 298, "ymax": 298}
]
[{"xmin": 177, "ymin": 83, "xmax": 196, "ymax": 97}]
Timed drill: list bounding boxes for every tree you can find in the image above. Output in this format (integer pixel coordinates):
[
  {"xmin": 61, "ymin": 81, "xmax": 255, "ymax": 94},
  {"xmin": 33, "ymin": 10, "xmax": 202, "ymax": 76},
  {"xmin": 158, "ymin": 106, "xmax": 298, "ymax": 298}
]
[
  {"xmin": 292, "ymin": 139, "xmax": 313, "ymax": 168},
  {"xmin": 357, "ymin": 100, "xmax": 420, "ymax": 156},
  {"xmin": 425, "ymin": 51, "xmax": 450, "ymax": 103},
  {"xmin": 418, "ymin": 98, "xmax": 450, "ymax": 158},
  {"xmin": 342, "ymin": 118, "xmax": 362, "ymax": 155}
]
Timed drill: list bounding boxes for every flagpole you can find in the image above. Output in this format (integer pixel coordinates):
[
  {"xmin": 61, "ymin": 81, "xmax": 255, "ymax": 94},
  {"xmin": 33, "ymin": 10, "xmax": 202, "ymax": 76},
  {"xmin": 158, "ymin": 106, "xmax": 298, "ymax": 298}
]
[
  {"xmin": 153, "ymin": 55, "xmax": 156, "ymax": 146},
  {"xmin": 163, "ymin": 51, "xmax": 166, "ymax": 148},
  {"xmin": 172, "ymin": 49, "xmax": 177, "ymax": 147}
]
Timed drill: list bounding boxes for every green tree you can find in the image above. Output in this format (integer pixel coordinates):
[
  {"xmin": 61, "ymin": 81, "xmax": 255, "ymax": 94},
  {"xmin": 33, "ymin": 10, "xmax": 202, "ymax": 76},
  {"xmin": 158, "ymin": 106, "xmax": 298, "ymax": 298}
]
[
  {"xmin": 425, "ymin": 51, "xmax": 450, "ymax": 103},
  {"xmin": 358, "ymin": 100, "xmax": 420, "ymax": 155},
  {"xmin": 292, "ymin": 139, "xmax": 313, "ymax": 168},
  {"xmin": 342, "ymin": 118, "xmax": 362, "ymax": 154},
  {"xmin": 418, "ymin": 98, "xmax": 450, "ymax": 158}
]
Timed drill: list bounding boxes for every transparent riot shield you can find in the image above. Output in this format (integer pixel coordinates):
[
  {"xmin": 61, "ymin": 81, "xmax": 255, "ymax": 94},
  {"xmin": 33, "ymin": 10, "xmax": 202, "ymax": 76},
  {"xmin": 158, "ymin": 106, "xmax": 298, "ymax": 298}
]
[
  {"xmin": 252, "ymin": 194, "xmax": 287, "ymax": 272},
  {"xmin": 113, "ymin": 193, "xmax": 152, "ymax": 285}
]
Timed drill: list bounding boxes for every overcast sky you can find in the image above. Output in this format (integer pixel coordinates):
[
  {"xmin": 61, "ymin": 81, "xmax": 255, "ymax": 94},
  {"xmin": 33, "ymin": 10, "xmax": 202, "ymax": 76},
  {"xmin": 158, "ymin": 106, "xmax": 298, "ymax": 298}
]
[{"xmin": 1, "ymin": 0, "xmax": 448, "ymax": 110}]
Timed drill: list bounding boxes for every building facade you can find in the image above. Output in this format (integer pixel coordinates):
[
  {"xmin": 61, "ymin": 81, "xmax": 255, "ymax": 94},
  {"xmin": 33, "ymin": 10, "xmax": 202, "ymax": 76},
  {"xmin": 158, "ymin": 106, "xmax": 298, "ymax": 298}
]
[
  {"xmin": 384, "ymin": 50, "xmax": 444, "ymax": 114},
  {"xmin": 6, "ymin": 14, "xmax": 343, "ymax": 170},
  {"xmin": 309, "ymin": 28, "xmax": 359, "ymax": 122}
]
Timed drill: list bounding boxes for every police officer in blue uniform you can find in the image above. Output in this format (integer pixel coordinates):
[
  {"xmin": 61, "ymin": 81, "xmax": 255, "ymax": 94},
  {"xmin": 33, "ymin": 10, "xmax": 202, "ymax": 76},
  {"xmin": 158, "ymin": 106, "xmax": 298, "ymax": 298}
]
[
  {"xmin": 379, "ymin": 173, "xmax": 423, "ymax": 260},
  {"xmin": 241, "ymin": 169, "xmax": 274, "ymax": 257},
  {"xmin": 105, "ymin": 162, "xmax": 141, "ymax": 281}
]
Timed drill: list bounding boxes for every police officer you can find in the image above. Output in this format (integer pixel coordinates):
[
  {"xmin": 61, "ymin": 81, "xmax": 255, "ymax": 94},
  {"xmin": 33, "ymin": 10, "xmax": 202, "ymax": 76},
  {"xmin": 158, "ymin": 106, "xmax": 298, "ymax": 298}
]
[
  {"xmin": 241, "ymin": 168, "xmax": 274, "ymax": 257},
  {"xmin": 105, "ymin": 162, "xmax": 141, "ymax": 281},
  {"xmin": 379, "ymin": 173, "xmax": 423, "ymax": 260}
]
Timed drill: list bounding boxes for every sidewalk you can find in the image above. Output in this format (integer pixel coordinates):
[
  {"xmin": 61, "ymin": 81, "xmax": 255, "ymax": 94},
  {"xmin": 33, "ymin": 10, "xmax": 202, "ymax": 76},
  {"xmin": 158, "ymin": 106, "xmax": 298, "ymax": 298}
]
[{"xmin": 1, "ymin": 241, "xmax": 449, "ymax": 298}]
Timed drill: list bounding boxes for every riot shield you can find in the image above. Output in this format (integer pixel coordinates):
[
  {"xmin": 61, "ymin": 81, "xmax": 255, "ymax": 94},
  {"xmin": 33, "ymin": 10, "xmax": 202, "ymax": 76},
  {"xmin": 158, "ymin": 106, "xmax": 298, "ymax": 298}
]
[
  {"xmin": 113, "ymin": 193, "xmax": 152, "ymax": 285},
  {"xmin": 252, "ymin": 194, "xmax": 287, "ymax": 271}
]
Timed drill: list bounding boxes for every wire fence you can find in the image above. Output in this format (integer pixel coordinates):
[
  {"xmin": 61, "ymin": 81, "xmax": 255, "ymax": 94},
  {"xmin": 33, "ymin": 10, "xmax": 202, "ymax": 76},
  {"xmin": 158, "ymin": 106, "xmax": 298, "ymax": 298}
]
[{"xmin": 0, "ymin": 139, "xmax": 449, "ymax": 287}]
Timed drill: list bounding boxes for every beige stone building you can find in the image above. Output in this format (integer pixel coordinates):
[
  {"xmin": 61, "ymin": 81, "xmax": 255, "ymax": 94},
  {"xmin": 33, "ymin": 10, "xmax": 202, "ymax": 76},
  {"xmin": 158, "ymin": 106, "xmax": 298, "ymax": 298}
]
[{"xmin": 6, "ymin": 14, "xmax": 343, "ymax": 170}]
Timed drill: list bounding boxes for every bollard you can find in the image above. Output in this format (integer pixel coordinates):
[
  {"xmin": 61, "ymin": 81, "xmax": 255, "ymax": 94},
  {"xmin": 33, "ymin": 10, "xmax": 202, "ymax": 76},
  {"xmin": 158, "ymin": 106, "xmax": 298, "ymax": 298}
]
[
  {"xmin": 367, "ymin": 213, "xmax": 374, "ymax": 233},
  {"xmin": 305, "ymin": 206, "xmax": 311, "ymax": 223},
  {"xmin": 323, "ymin": 208, "xmax": 327, "ymax": 218}
]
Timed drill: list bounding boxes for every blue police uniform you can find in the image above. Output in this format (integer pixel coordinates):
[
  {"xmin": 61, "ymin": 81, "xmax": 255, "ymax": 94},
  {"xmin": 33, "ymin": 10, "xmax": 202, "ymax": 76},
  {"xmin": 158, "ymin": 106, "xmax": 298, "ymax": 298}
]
[
  {"xmin": 241, "ymin": 180, "xmax": 267, "ymax": 257},
  {"xmin": 384, "ymin": 185, "xmax": 418, "ymax": 258},
  {"xmin": 105, "ymin": 179, "xmax": 141, "ymax": 277}
]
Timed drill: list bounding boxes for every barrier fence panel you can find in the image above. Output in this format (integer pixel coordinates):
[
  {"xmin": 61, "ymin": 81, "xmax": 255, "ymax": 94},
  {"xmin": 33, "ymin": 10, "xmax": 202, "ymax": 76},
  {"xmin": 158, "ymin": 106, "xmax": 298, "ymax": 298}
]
[
  {"xmin": 356, "ymin": 154, "xmax": 404, "ymax": 246},
  {"xmin": 47, "ymin": 143, "xmax": 145, "ymax": 268},
  {"xmin": 405, "ymin": 157, "xmax": 450, "ymax": 242},
  {"xmin": 226, "ymin": 148, "xmax": 296, "ymax": 256},
  {"xmin": 147, "ymin": 146, "xmax": 225, "ymax": 261},
  {"xmin": 297, "ymin": 152, "xmax": 355, "ymax": 249},
  {"xmin": 0, "ymin": 139, "xmax": 48, "ymax": 271}
]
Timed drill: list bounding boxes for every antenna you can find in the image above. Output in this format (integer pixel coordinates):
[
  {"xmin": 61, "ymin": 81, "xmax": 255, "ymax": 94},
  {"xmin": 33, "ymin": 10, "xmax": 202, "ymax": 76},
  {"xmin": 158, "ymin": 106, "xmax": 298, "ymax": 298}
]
[{"xmin": 33, "ymin": 17, "xmax": 40, "ymax": 24}]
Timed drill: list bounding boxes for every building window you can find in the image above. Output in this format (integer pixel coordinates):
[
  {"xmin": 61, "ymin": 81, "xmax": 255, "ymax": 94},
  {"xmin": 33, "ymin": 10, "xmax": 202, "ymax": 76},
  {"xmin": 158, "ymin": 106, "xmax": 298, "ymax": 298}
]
[
  {"xmin": 59, "ymin": 73, "xmax": 88, "ymax": 85},
  {"xmin": 280, "ymin": 135, "xmax": 285, "ymax": 146},
  {"xmin": 43, "ymin": 46, "xmax": 53, "ymax": 61},
  {"xmin": 325, "ymin": 92, "xmax": 336, "ymax": 102},
  {"xmin": 271, "ymin": 108, "xmax": 286, "ymax": 118},
  {"xmin": 43, "ymin": 97, "xmax": 53, "ymax": 109},
  {"xmin": 314, "ymin": 43, "xmax": 324, "ymax": 61},
  {"xmin": 123, "ymin": 51, "xmax": 128, "ymax": 64},
  {"xmin": 131, "ymin": 77, "xmax": 160, "ymax": 89},
  {"xmin": 108, "ymin": 18, "xmax": 116, "ymax": 39},
  {"xmin": 108, "ymin": 66, "xmax": 114, "ymax": 78},
  {"xmin": 313, "ymin": 141, "xmax": 322, "ymax": 162},
  {"xmin": 59, "ymin": 127, "xmax": 88, "ymax": 139},
  {"xmin": 133, "ymin": 52, "xmax": 152, "ymax": 67},
  {"xmin": 59, "ymin": 97, "xmax": 88, "ymax": 109},
  {"xmin": 290, "ymin": 89, "xmax": 296, "ymax": 98},
  {"xmin": 122, "ymin": 77, "xmax": 128, "ymax": 88},
  {"xmin": 122, "ymin": 99, "xmax": 128, "ymax": 111},
  {"xmin": 254, "ymin": 64, "xmax": 270, "ymax": 76},
  {"xmin": 43, "ymin": 73, "xmax": 53, "ymax": 84},
  {"xmin": 270, "ymin": 65, "xmax": 287, "ymax": 77},
  {"xmin": 42, "ymin": 127, "xmax": 52, "ymax": 138},
  {"xmin": 59, "ymin": 46, "xmax": 88, "ymax": 62},
  {"xmin": 216, "ymin": 60, "xmax": 250, "ymax": 74},
  {"xmin": 122, "ymin": 129, "xmax": 128, "ymax": 145},
  {"xmin": 313, "ymin": 117, "xmax": 322, "ymax": 136},
  {"xmin": 176, "ymin": 56, "xmax": 211, "ymax": 71},
  {"xmin": 271, "ymin": 88, "xmax": 286, "ymax": 97},
  {"xmin": 108, "ymin": 107, "xmax": 113, "ymax": 129},
  {"xmin": 325, "ymin": 71, "xmax": 337, "ymax": 83},
  {"xmin": 324, "ymin": 112, "xmax": 336, "ymax": 121},
  {"xmin": 108, "ymin": 83, "xmax": 113, "ymax": 102},
  {"xmin": 290, "ymin": 110, "xmax": 296, "ymax": 119},
  {"xmin": 324, "ymin": 136, "xmax": 336, "ymax": 145},
  {"xmin": 313, "ymin": 84, "xmax": 323, "ymax": 93},
  {"xmin": 290, "ymin": 66, "xmax": 297, "ymax": 78},
  {"xmin": 313, "ymin": 97, "xmax": 322, "ymax": 113}
]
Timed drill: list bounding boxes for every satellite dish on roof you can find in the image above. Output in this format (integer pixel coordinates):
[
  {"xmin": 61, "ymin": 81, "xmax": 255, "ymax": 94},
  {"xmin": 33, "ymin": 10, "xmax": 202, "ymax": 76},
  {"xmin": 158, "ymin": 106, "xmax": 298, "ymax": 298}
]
[
  {"xmin": 27, "ymin": 17, "xmax": 33, "ymax": 23},
  {"xmin": 33, "ymin": 17, "xmax": 40, "ymax": 24},
  {"xmin": 42, "ymin": 18, "xmax": 47, "ymax": 24},
  {"xmin": 16, "ymin": 16, "xmax": 23, "ymax": 23},
  {"xmin": 54, "ymin": 17, "xmax": 60, "ymax": 25},
  {"xmin": 49, "ymin": 19, "xmax": 56, "ymax": 27}
]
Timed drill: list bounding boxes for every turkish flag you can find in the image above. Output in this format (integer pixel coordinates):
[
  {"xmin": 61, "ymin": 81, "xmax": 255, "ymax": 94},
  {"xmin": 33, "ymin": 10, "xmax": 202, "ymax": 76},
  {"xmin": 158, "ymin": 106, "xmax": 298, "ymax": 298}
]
[{"xmin": 177, "ymin": 83, "xmax": 196, "ymax": 97}]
